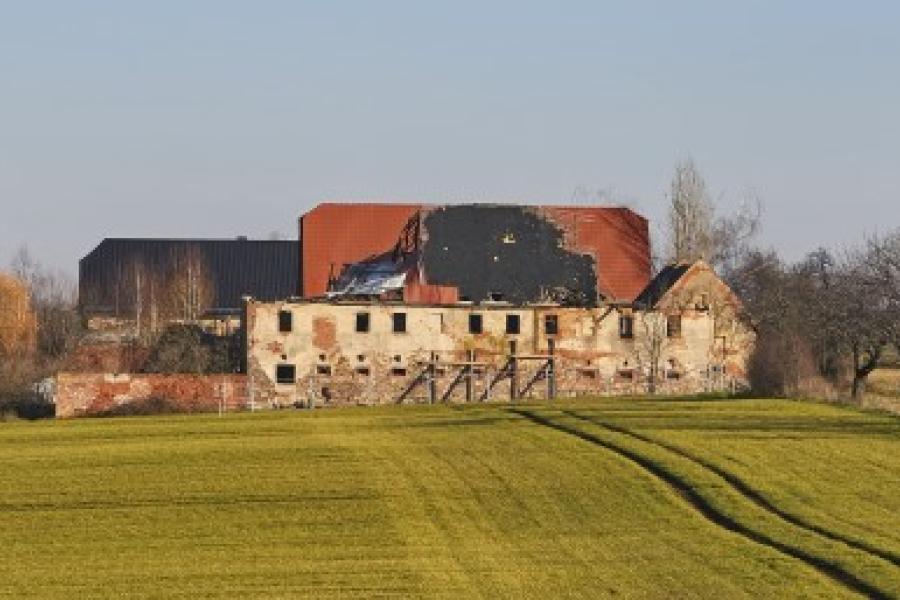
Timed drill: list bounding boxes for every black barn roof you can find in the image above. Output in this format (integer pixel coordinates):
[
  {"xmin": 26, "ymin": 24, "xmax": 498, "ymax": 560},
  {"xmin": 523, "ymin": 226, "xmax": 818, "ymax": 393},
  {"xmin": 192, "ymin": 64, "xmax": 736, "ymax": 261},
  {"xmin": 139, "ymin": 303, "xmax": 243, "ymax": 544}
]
[{"xmin": 79, "ymin": 238, "xmax": 299, "ymax": 315}]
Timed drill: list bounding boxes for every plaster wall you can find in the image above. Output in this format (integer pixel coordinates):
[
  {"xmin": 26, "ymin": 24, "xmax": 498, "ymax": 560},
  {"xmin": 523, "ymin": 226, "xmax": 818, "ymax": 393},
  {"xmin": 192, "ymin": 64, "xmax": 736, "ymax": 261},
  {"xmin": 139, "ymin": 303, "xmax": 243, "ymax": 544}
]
[{"xmin": 245, "ymin": 297, "xmax": 751, "ymax": 407}]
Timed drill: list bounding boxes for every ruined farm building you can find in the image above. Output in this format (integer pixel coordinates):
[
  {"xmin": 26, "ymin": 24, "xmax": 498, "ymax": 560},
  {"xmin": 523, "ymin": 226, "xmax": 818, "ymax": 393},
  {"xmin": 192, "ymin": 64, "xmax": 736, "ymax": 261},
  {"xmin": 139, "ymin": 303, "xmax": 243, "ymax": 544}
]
[{"xmin": 243, "ymin": 203, "xmax": 753, "ymax": 408}]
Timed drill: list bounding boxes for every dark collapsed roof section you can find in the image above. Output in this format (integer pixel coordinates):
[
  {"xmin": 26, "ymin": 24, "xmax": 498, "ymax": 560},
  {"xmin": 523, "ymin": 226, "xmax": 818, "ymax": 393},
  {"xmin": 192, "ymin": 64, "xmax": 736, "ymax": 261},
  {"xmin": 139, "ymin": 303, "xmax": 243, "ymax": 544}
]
[
  {"xmin": 633, "ymin": 263, "xmax": 691, "ymax": 308},
  {"xmin": 326, "ymin": 205, "xmax": 604, "ymax": 306},
  {"xmin": 79, "ymin": 238, "xmax": 299, "ymax": 313},
  {"xmin": 301, "ymin": 202, "xmax": 651, "ymax": 301},
  {"xmin": 419, "ymin": 205, "xmax": 599, "ymax": 306}
]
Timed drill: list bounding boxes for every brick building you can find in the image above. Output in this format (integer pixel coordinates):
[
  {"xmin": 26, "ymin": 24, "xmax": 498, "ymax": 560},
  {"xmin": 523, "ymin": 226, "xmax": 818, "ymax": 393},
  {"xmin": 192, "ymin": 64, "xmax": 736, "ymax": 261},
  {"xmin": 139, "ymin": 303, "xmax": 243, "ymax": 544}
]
[{"xmin": 243, "ymin": 261, "xmax": 753, "ymax": 408}]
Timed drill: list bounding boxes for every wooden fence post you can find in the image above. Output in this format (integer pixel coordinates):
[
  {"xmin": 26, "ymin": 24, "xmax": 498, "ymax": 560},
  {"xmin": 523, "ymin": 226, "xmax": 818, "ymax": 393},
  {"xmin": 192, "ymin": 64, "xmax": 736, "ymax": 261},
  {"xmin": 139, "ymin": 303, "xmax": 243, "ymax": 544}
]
[
  {"xmin": 509, "ymin": 340, "xmax": 518, "ymax": 401},
  {"xmin": 547, "ymin": 338, "xmax": 556, "ymax": 400}
]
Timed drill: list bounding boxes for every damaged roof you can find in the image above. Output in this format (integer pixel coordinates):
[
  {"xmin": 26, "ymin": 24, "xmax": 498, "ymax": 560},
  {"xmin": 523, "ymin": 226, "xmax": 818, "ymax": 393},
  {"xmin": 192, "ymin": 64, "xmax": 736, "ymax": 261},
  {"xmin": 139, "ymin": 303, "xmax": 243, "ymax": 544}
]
[
  {"xmin": 633, "ymin": 263, "xmax": 691, "ymax": 308},
  {"xmin": 327, "ymin": 256, "xmax": 409, "ymax": 297},
  {"xmin": 300, "ymin": 202, "xmax": 651, "ymax": 301}
]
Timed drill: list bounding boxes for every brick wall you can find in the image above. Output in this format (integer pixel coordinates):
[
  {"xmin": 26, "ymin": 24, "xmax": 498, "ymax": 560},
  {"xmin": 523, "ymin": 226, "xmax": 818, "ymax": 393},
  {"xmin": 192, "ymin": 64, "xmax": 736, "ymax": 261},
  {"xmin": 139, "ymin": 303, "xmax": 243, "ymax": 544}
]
[{"xmin": 55, "ymin": 373, "xmax": 249, "ymax": 418}]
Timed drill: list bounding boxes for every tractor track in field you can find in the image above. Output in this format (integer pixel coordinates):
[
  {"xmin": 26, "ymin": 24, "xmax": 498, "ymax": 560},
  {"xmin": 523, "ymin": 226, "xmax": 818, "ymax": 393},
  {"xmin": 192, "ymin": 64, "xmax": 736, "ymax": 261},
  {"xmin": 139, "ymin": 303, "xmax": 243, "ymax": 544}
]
[
  {"xmin": 563, "ymin": 410, "xmax": 900, "ymax": 569},
  {"xmin": 512, "ymin": 408, "xmax": 892, "ymax": 600}
]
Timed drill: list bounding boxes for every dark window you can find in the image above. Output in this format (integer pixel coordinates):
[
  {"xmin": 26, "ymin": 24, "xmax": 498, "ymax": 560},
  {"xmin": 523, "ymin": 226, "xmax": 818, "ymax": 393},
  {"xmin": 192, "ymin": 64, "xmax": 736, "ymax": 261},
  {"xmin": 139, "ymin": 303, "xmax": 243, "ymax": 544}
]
[
  {"xmin": 619, "ymin": 315, "xmax": 634, "ymax": 339},
  {"xmin": 506, "ymin": 314, "xmax": 520, "ymax": 335},
  {"xmin": 469, "ymin": 314, "xmax": 483, "ymax": 334},
  {"xmin": 276, "ymin": 364, "xmax": 296, "ymax": 384},
  {"xmin": 544, "ymin": 314, "xmax": 559, "ymax": 335},
  {"xmin": 278, "ymin": 310, "xmax": 292, "ymax": 333},
  {"xmin": 667, "ymin": 314, "xmax": 682, "ymax": 338},
  {"xmin": 577, "ymin": 368, "xmax": 598, "ymax": 380},
  {"xmin": 392, "ymin": 312, "xmax": 407, "ymax": 333},
  {"xmin": 355, "ymin": 366, "xmax": 370, "ymax": 376},
  {"xmin": 356, "ymin": 312, "xmax": 370, "ymax": 333},
  {"xmin": 316, "ymin": 364, "xmax": 332, "ymax": 376},
  {"xmin": 391, "ymin": 367, "xmax": 407, "ymax": 377}
]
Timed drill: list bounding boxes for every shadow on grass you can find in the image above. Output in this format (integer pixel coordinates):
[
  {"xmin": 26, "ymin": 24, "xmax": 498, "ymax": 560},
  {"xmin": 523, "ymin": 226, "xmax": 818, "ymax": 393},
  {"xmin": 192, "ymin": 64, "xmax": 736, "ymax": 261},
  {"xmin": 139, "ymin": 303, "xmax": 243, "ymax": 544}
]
[
  {"xmin": 512, "ymin": 408, "xmax": 892, "ymax": 600},
  {"xmin": 566, "ymin": 409, "xmax": 900, "ymax": 568}
]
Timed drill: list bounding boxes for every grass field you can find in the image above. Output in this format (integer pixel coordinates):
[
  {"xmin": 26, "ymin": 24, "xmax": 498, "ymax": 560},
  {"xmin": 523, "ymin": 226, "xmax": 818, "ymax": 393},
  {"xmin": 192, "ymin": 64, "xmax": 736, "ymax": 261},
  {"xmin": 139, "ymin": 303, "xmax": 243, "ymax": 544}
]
[{"xmin": 1, "ymin": 398, "xmax": 898, "ymax": 598}]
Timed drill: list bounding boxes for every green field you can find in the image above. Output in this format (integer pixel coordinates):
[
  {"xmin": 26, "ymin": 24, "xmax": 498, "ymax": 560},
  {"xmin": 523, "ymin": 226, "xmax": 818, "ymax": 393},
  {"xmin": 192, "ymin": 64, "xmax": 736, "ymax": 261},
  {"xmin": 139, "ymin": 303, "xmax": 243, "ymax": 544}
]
[{"xmin": 1, "ymin": 398, "xmax": 898, "ymax": 598}]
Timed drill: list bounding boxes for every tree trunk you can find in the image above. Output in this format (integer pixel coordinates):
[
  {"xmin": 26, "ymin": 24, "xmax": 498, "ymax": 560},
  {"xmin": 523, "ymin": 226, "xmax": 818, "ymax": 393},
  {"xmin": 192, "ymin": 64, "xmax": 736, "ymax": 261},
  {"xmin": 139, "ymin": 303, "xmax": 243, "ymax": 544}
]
[
  {"xmin": 850, "ymin": 343, "xmax": 878, "ymax": 402},
  {"xmin": 851, "ymin": 373, "xmax": 867, "ymax": 402}
]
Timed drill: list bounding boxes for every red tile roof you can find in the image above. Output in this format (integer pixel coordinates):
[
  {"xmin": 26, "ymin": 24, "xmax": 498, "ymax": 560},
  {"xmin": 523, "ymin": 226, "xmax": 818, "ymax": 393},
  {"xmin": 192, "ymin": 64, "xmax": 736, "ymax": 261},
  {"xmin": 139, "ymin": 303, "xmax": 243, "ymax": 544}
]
[{"xmin": 300, "ymin": 203, "xmax": 422, "ymax": 297}]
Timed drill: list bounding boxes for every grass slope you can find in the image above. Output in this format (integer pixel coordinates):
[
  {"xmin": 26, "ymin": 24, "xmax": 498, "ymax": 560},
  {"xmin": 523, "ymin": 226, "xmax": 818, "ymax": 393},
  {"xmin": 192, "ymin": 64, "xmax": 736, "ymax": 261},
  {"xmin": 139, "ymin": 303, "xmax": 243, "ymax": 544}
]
[{"xmin": 0, "ymin": 398, "xmax": 897, "ymax": 598}]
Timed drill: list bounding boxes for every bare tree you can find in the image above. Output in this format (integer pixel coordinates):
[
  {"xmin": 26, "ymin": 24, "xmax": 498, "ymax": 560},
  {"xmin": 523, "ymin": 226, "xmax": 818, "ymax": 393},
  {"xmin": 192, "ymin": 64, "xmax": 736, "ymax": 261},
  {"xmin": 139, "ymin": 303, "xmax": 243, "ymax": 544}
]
[
  {"xmin": 9, "ymin": 245, "xmax": 80, "ymax": 361},
  {"xmin": 571, "ymin": 186, "xmax": 621, "ymax": 206},
  {"xmin": 162, "ymin": 245, "xmax": 215, "ymax": 323},
  {"xmin": 122, "ymin": 258, "xmax": 167, "ymax": 341},
  {"xmin": 833, "ymin": 234, "xmax": 900, "ymax": 399},
  {"xmin": 731, "ymin": 233, "xmax": 899, "ymax": 401},
  {"xmin": 669, "ymin": 159, "xmax": 714, "ymax": 264},
  {"xmin": 866, "ymin": 231, "xmax": 900, "ymax": 348},
  {"xmin": 634, "ymin": 311, "xmax": 667, "ymax": 394},
  {"xmin": 666, "ymin": 160, "xmax": 762, "ymax": 277},
  {"xmin": 712, "ymin": 189, "xmax": 763, "ymax": 281}
]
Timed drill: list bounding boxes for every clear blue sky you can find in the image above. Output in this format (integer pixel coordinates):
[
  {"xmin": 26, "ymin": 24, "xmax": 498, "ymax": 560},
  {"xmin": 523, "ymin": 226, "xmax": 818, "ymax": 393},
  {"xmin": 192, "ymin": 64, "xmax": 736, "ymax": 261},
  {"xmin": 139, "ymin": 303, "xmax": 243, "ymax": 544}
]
[{"xmin": 2, "ymin": 1, "xmax": 898, "ymax": 275}]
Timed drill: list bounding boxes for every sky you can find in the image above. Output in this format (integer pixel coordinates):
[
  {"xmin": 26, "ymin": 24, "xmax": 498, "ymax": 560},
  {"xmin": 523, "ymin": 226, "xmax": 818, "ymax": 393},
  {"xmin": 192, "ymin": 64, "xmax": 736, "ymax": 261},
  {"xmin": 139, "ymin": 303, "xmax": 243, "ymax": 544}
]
[{"xmin": 1, "ymin": 1, "xmax": 898, "ymax": 277}]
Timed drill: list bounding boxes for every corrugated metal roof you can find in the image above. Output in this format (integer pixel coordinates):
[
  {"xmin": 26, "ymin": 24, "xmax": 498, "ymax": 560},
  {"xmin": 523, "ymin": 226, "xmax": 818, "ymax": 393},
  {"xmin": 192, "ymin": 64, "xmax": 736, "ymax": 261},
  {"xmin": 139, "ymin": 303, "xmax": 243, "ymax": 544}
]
[
  {"xmin": 327, "ymin": 258, "xmax": 408, "ymax": 297},
  {"xmin": 79, "ymin": 238, "xmax": 299, "ymax": 314}
]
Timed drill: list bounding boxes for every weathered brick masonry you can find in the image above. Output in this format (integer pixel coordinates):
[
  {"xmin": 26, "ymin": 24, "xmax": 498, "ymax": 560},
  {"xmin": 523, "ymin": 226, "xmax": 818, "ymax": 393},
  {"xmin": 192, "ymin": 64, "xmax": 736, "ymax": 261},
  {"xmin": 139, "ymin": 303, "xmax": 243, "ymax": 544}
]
[{"xmin": 55, "ymin": 373, "xmax": 248, "ymax": 417}]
